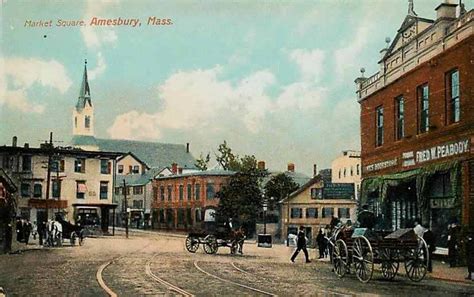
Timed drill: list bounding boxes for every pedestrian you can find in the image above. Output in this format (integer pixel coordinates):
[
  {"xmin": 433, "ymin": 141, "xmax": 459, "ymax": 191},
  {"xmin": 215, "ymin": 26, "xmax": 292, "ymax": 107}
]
[
  {"xmin": 330, "ymin": 216, "xmax": 340, "ymax": 230},
  {"xmin": 422, "ymin": 227, "xmax": 436, "ymax": 273},
  {"xmin": 15, "ymin": 218, "xmax": 23, "ymax": 242},
  {"xmin": 413, "ymin": 220, "xmax": 426, "ymax": 238},
  {"xmin": 31, "ymin": 222, "xmax": 37, "ymax": 240},
  {"xmin": 23, "ymin": 220, "xmax": 32, "ymax": 245},
  {"xmin": 358, "ymin": 204, "xmax": 375, "ymax": 230},
  {"xmin": 290, "ymin": 226, "xmax": 311, "ymax": 263},
  {"xmin": 38, "ymin": 220, "xmax": 46, "ymax": 246},
  {"xmin": 316, "ymin": 229, "xmax": 325, "ymax": 259},
  {"xmin": 447, "ymin": 223, "xmax": 459, "ymax": 267},
  {"xmin": 465, "ymin": 230, "xmax": 474, "ymax": 281}
]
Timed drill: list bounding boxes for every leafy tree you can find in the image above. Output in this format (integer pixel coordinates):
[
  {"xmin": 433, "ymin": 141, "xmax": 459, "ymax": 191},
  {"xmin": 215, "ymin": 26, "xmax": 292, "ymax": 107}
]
[
  {"xmin": 215, "ymin": 140, "xmax": 240, "ymax": 170},
  {"xmin": 264, "ymin": 173, "xmax": 299, "ymax": 210},
  {"xmin": 194, "ymin": 152, "xmax": 210, "ymax": 171}
]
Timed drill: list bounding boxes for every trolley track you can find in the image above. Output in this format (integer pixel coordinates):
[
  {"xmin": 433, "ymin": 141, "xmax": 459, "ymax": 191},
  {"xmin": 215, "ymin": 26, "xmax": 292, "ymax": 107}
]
[
  {"xmin": 145, "ymin": 255, "xmax": 194, "ymax": 297},
  {"xmin": 194, "ymin": 260, "xmax": 277, "ymax": 296}
]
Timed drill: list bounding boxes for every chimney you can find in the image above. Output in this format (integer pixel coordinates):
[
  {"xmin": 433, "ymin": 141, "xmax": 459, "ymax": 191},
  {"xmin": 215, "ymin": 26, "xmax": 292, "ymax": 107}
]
[
  {"xmin": 257, "ymin": 161, "xmax": 265, "ymax": 170},
  {"xmin": 12, "ymin": 136, "xmax": 17, "ymax": 147},
  {"xmin": 178, "ymin": 167, "xmax": 183, "ymax": 174},
  {"xmin": 313, "ymin": 164, "xmax": 318, "ymax": 177},
  {"xmin": 287, "ymin": 163, "xmax": 295, "ymax": 172},
  {"xmin": 24, "ymin": 143, "xmax": 29, "ymax": 148},
  {"xmin": 435, "ymin": 2, "xmax": 457, "ymax": 19},
  {"xmin": 186, "ymin": 143, "xmax": 190, "ymax": 153},
  {"xmin": 171, "ymin": 163, "xmax": 178, "ymax": 175}
]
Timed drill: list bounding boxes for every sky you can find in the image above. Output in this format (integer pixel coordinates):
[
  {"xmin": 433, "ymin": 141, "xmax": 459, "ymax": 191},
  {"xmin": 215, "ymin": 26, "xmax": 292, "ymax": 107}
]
[{"xmin": 1, "ymin": 0, "xmax": 473, "ymax": 176}]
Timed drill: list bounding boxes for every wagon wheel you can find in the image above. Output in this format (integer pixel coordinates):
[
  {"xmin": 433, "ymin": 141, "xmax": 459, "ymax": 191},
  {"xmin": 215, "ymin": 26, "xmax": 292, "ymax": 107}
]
[
  {"xmin": 70, "ymin": 232, "xmax": 77, "ymax": 246},
  {"xmin": 203, "ymin": 235, "xmax": 218, "ymax": 254},
  {"xmin": 352, "ymin": 236, "xmax": 374, "ymax": 283},
  {"xmin": 333, "ymin": 239, "xmax": 349, "ymax": 278},
  {"xmin": 185, "ymin": 235, "xmax": 200, "ymax": 253},
  {"xmin": 404, "ymin": 236, "xmax": 428, "ymax": 282},
  {"xmin": 380, "ymin": 248, "xmax": 399, "ymax": 280}
]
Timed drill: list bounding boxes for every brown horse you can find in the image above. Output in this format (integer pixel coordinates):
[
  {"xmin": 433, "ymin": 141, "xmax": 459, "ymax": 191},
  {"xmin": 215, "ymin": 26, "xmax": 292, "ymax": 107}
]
[{"xmin": 230, "ymin": 226, "xmax": 246, "ymax": 254}]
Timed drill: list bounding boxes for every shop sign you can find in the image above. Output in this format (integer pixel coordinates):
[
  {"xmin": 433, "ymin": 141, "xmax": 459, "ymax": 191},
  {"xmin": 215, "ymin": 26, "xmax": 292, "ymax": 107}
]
[
  {"xmin": 430, "ymin": 198, "xmax": 455, "ymax": 209},
  {"xmin": 415, "ymin": 139, "xmax": 470, "ymax": 164},
  {"xmin": 365, "ymin": 158, "xmax": 398, "ymax": 173},
  {"xmin": 402, "ymin": 151, "xmax": 415, "ymax": 167}
]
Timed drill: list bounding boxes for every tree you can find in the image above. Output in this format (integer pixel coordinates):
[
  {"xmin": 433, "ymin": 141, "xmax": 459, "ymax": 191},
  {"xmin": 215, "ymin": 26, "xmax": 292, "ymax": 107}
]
[
  {"xmin": 194, "ymin": 152, "xmax": 210, "ymax": 171},
  {"xmin": 264, "ymin": 173, "xmax": 299, "ymax": 210},
  {"xmin": 215, "ymin": 140, "xmax": 240, "ymax": 170}
]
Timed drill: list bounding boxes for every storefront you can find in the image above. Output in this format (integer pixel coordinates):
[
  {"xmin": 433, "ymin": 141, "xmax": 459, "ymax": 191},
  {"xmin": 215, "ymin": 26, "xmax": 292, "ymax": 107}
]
[{"xmin": 361, "ymin": 137, "xmax": 472, "ymax": 250}]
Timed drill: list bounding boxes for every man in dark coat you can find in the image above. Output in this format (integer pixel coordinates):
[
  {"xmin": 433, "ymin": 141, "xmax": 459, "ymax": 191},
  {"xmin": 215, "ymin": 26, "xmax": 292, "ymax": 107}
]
[
  {"xmin": 15, "ymin": 218, "xmax": 23, "ymax": 242},
  {"xmin": 465, "ymin": 230, "xmax": 474, "ymax": 281},
  {"xmin": 358, "ymin": 204, "xmax": 375, "ymax": 230},
  {"xmin": 23, "ymin": 220, "xmax": 32, "ymax": 245},
  {"xmin": 316, "ymin": 229, "xmax": 325, "ymax": 259},
  {"xmin": 423, "ymin": 228, "xmax": 436, "ymax": 273},
  {"xmin": 290, "ymin": 226, "xmax": 311, "ymax": 263},
  {"xmin": 448, "ymin": 223, "xmax": 459, "ymax": 267},
  {"xmin": 38, "ymin": 220, "xmax": 46, "ymax": 246}
]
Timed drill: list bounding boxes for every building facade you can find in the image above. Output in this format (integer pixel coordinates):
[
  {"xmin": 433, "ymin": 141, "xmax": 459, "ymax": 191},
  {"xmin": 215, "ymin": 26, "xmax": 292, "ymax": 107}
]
[
  {"xmin": 0, "ymin": 139, "xmax": 120, "ymax": 233},
  {"xmin": 0, "ymin": 169, "xmax": 17, "ymax": 253},
  {"xmin": 280, "ymin": 176, "xmax": 357, "ymax": 246},
  {"xmin": 331, "ymin": 150, "xmax": 362, "ymax": 199},
  {"xmin": 151, "ymin": 170, "xmax": 235, "ymax": 231},
  {"xmin": 356, "ymin": 2, "xmax": 473, "ymax": 249}
]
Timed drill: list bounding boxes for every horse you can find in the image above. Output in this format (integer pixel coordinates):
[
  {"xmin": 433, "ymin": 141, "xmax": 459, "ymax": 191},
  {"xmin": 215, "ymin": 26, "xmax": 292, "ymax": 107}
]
[
  {"xmin": 45, "ymin": 219, "xmax": 63, "ymax": 247},
  {"xmin": 230, "ymin": 226, "xmax": 246, "ymax": 254}
]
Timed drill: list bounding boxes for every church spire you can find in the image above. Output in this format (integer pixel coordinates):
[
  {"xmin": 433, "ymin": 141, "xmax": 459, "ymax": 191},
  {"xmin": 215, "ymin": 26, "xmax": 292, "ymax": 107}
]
[
  {"xmin": 408, "ymin": 0, "xmax": 418, "ymax": 16},
  {"xmin": 79, "ymin": 59, "xmax": 91, "ymax": 99}
]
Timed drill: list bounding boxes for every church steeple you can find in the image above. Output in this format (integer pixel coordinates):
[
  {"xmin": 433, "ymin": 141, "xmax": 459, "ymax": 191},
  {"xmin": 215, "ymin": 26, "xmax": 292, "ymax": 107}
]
[
  {"xmin": 76, "ymin": 59, "xmax": 92, "ymax": 110},
  {"xmin": 408, "ymin": 0, "xmax": 418, "ymax": 16},
  {"xmin": 73, "ymin": 59, "xmax": 95, "ymax": 137}
]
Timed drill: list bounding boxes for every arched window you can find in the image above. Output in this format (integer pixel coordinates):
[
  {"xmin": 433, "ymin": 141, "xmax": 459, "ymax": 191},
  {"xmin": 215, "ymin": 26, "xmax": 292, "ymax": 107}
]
[
  {"xmin": 357, "ymin": 164, "xmax": 360, "ymax": 175},
  {"xmin": 85, "ymin": 115, "xmax": 90, "ymax": 128},
  {"xmin": 350, "ymin": 166, "xmax": 354, "ymax": 176},
  {"xmin": 74, "ymin": 117, "xmax": 77, "ymax": 128},
  {"xmin": 343, "ymin": 168, "xmax": 347, "ymax": 177},
  {"xmin": 338, "ymin": 169, "xmax": 341, "ymax": 179}
]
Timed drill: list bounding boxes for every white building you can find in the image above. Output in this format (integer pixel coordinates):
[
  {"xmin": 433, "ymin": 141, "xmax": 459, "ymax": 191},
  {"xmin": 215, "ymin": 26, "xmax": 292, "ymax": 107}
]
[{"xmin": 331, "ymin": 150, "xmax": 361, "ymax": 200}]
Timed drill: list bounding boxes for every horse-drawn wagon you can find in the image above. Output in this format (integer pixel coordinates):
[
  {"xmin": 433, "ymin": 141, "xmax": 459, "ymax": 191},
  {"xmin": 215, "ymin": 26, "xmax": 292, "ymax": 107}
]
[
  {"xmin": 185, "ymin": 224, "xmax": 245, "ymax": 255},
  {"xmin": 45, "ymin": 218, "xmax": 84, "ymax": 247},
  {"xmin": 330, "ymin": 226, "xmax": 428, "ymax": 283}
]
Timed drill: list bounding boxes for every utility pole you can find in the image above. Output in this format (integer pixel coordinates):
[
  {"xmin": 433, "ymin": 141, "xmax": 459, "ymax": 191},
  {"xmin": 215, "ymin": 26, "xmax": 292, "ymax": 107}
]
[
  {"xmin": 45, "ymin": 132, "xmax": 53, "ymax": 219},
  {"xmin": 123, "ymin": 179, "xmax": 129, "ymax": 239}
]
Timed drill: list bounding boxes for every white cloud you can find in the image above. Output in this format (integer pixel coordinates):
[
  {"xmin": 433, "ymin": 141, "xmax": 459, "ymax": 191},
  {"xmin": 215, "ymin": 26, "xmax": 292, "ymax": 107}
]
[
  {"xmin": 289, "ymin": 49, "xmax": 325, "ymax": 83},
  {"xmin": 80, "ymin": 0, "xmax": 118, "ymax": 49},
  {"xmin": 88, "ymin": 52, "xmax": 107, "ymax": 80},
  {"xmin": 107, "ymin": 111, "xmax": 161, "ymax": 140},
  {"xmin": 0, "ymin": 57, "xmax": 72, "ymax": 113}
]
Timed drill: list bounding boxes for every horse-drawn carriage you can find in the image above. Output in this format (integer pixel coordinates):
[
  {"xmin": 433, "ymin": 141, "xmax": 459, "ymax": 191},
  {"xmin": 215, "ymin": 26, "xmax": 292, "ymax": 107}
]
[
  {"xmin": 45, "ymin": 218, "xmax": 84, "ymax": 247},
  {"xmin": 185, "ymin": 224, "xmax": 245, "ymax": 255},
  {"xmin": 329, "ymin": 226, "xmax": 429, "ymax": 283}
]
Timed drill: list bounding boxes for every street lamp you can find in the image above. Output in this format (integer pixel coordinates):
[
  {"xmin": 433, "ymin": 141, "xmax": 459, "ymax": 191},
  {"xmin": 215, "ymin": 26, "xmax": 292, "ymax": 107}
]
[{"xmin": 262, "ymin": 196, "xmax": 268, "ymax": 235}]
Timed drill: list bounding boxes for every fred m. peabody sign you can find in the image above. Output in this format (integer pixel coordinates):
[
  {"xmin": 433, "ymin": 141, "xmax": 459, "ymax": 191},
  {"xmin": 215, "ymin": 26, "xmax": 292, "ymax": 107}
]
[{"xmin": 415, "ymin": 139, "xmax": 470, "ymax": 163}]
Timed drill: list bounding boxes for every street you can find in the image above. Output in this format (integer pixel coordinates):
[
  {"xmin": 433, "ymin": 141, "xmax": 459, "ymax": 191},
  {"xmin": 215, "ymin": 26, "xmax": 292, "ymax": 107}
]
[{"xmin": 0, "ymin": 231, "xmax": 473, "ymax": 296}]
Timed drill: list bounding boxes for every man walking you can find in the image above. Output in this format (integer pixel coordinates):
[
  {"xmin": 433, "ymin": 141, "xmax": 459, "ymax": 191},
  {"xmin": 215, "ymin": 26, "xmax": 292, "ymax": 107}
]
[
  {"xmin": 290, "ymin": 226, "xmax": 311, "ymax": 263},
  {"xmin": 465, "ymin": 230, "xmax": 474, "ymax": 281},
  {"xmin": 316, "ymin": 229, "xmax": 325, "ymax": 259}
]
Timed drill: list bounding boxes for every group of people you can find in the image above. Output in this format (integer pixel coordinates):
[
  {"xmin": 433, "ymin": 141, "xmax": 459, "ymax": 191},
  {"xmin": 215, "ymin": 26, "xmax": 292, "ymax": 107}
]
[{"xmin": 15, "ymin": 218, "xmax": 34, "ymax": 245}]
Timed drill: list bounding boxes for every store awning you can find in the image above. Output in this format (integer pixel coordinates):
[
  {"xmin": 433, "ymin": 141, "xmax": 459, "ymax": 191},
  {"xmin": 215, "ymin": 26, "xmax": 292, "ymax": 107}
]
[
  {"xmin": 28, "ymin": 199, "xmax": 67, "ymax": 209},
  {"xmin": 72, "ymin": 203, "xmax": 118, "ymax": 209}
]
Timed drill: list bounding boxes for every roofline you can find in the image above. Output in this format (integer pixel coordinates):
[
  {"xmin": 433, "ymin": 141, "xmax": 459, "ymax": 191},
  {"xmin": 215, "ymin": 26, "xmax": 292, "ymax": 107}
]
[
  {"xmin": 279, "ymin": 175, "xmax": 322, "ymax": 204},
  {"xmin": 0, "ymin": 145, "xmax": 122, "ymax": 158},
  {"xmin": 0, "ymin": 168, "xmax": 17, "ymax": 192},
  {"xmin": 117, "ymin": 151, "xmax": 151, "ymax": 169},
  {"xmin": 154, "ymin": 170, "xmax": 236, "ymax": 180}
]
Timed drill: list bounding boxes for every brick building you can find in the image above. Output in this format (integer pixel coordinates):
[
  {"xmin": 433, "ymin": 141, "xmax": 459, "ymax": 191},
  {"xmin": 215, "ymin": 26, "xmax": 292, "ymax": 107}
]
[
  {"xmin": 151, "ymin": 170, "xmax": 235, "ymax": 231},
  {"xmin": 356, "ymin": 2, "xmax": 473, "ymax": 249}
]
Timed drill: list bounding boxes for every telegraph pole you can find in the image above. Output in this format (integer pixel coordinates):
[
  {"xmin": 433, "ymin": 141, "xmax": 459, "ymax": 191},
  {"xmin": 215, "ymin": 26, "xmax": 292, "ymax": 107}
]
[
  {"xmin": 123, "ymin": 179, "xmax": 129, "ymax": 238},
  {"xmin": 45, "ymin": 132, "xmax": 53, "ymax": 219}
]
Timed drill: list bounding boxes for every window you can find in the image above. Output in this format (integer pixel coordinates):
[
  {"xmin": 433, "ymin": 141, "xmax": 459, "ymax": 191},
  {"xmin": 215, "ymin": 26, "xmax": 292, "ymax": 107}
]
[
  {"xmin": 167, "ymin": 185, "xmax": 172, "ymax": 201},
  {"xmin": 132, "ymin": 165, "xmax": 140, "ymax": 174},
  {"xmin": 448, "ymin": 70, "xmax": 460, "ymax": 123},
  {"xmin": 129, "ymin": 166, "xmax": 133, "ymax": 174},
  {"xmin": 322, "ymin": 207, "xmax": 334, "ymax": 218},
  {"xmin": 21, "ymin": 183, "xmax": 30, "ymax": 197},
  {"xmin": 22, "ymin": 155, "xmax": 31, "ymax": 171},
  {"xmin": 100, "ymin": 182, "xmax": 108, "ymax": 199},
  {"xmin": 159, "ymin": 209, "xmax": 165, "ymax": 223},
  {"xmin": 195, "ymin": 183, "xmax": 201, "ymax": 200},
  {"xmin": 376, "ymin": 106, "xmax": 384, "ymax": 147},
  {"xmin": 338, "ymin": 170, "xmax": 341, "ymax": 179},
  {"xmin": 100, "ymin": 159, "xmax": 111, "ymax": 174},
  {"xmin": 395, "ymin": 96, "xmax": 405, "ymax": 140},
  {"xmin": 290, "ymin": 208, "xmax": 303, "ymax": 218},
  {"xmin": 350, "ymin": 167, "xmax": 354, "ymax": 176},
  {"xmin": 85, "ymin": 115, "xmax": 90, "ymax": 128},
  {"xmin": 177, "ymin": 209, "xmax": 185, "ymax": 225},
  {"xmin": 133, "ymin": 186, "xmax": 143, "ymax": 195},
  {"xmin": 306, "ymin": 208, "xmax": 318, "ymax": 218},
  {"xmin": 33, "ymin": 183, "xmax": 42, "ymax": 198},
  {"xmin": 74, "ymin": 117, "xmax": 77, "ymax": 128},
  {"xmin": 132, "ymin": 200, "xmax": 143, "ymax": 208},
  {"xmin": 160, "ymin": 186, "xmax": 165, "ymax": 201},
  {"xmin": 2, "ymin": 155, "xmax": 10, "ymax": 169},
  {"xmin": 418, "ymin": 85, "xmax": 429, "ymax": 133},
  {"xmin": 52, "ymin": 180, "xmax": 61, "ymax": 198},
  {"xmin": 343, "ymin": 168, "xmax": 346, "ymax": 177},
  {"xmin": 118, "ymin": 165, "xmax": 124, "ymax": 174},
  {"xmin": 206, "ymin": 183, "xmax": 215, "ymax": 199},
  {"xmin": 51, "ymin": 159, "xmax": 65, "ymax": 172},
  {"xmin": 76, "ymin": 181, "xmax": 86, "ymax": 199},
  {"xmin": 179, "ymin": 185, "xmax": 184, "ymax": 200},
  {"xmin": 427, "ymin": 173, "xmax": 452, "ymax": 198},
  {"xmin": 115, "ymin": 187, "xmax": 121, "ymax": 195},
  {"xmin": 187, "ymin": 184, "xmax": 192, "ymax": 200},
  {"xmin": 310, "ymin": 188, "xmax": 322, "ymax": 199},
  {"xmin": 74, "ymin": 159, "xmax": 86, "ymax": 173},
  {"xmin": 338, "ymin": 208, "xmax": 350, "ymax": 219},
  {"xmin": 195, "ymin": 209, "xmax": 202, "ymax": 222},
  {"xmin": 356, "ymin": 164, "xmax": 360, "ymax": 175}
]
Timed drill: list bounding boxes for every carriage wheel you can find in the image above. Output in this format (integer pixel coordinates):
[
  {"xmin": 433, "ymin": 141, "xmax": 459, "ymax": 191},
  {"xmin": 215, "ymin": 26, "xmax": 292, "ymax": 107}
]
[
  {"xmin": 380, "ymin": 248, "xmax": 399, "ymax": 280},
  {"xmin": 352, "ymin": 236, "xmax": 374, "ymax": 283},
  {"xmin": 185, "ymin": 235, "xmax": 199, "ymax": 253},
  {"xmin": 70, "ymin": 232, "xmax": 77, "ymax": 246},
  {"xmin": 405, "ymin": 236, "xmax": 428, "ymax": 282},
  {"xmin": 333, "ymin": 239, "xmax": 348, "ymax": 278},
  {"xmin": 203, "ymin": 235, "xmax": 218, "ymax": 254}
]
